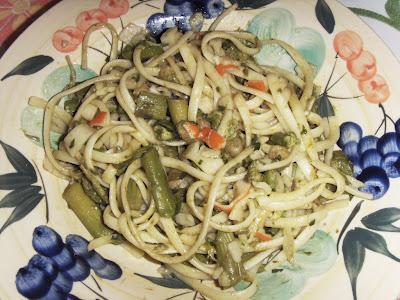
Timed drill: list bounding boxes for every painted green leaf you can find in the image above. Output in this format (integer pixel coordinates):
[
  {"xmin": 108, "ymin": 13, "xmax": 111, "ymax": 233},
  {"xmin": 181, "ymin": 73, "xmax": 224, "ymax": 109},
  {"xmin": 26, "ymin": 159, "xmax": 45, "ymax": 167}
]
[
  {"xmin": 0, "ymin": 173, "xmax": 36, "ymax": 190},
  {"xmin": 349, "ymin": 8, "xmax": 399, "ymax": 30},
  {"xmin": 337, "ymin": 200, "xmax": 363, "ymax": 252},
  {"xmin": 315, "ymin": 0, "xmax": 335, "ymax": 34},
  {"xmin": 316, "ymin": 94, "xmax": 335, "ymax": 118},
  {"xmin": 353, "ymin": 227, "xmax": 400, "ymax": 262},
  {"xmin": 385, "ymin": 0, "xmax": 400, "ymax": 21},
  {"xmin": 1, "ymin": 55, "xmax": 53, "ymax": 81},
  {"xmin": 0, "ymin": 140, "xmax": 36, "ymax": 179},
  {"xmin": 0, "ymin": 193, "xmax": 43, "ymax": 234},
  {"xmin": 134, "ymin": 273, "xmax": 193, "ymax": 290},
  {"xmin": 0, "ymin": 186, "xmax": 41, "ymax": 208},
  {"xmin": 361, "ymin": 207, "xmax": 400, "ymax": 232},
  {"xmin": 342, "ymin": 229, "xmax": 365, "ymax": 300},
  {"xmin": 228, "ymin": 0, "xmax": 277, "ymax": 9}
]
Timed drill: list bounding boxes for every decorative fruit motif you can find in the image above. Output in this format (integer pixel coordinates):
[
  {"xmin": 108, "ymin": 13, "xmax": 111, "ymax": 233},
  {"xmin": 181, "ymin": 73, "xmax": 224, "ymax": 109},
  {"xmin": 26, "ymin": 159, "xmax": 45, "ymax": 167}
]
[
  {"xmin": 337, "ymin": 120, "xmax": 400, "ymax": 199},
  {"xmin": 347, "ymin": 50, "xmax": 377, "ymax": 81},
  {"xmin": 75, "ymin": 9, "xmax": 108, "ymax": 32},
  {"xmin": 99, "ymin": 0, "xmax": 129, "ymax": 18},
  {"xmin": 16, "ymin": 226, "xmax": 123, "ymax": 299},
  {"xmin": 333, "ymin": 30, "xmax": 363, "ymax": 61},
  {"xmin": 52, "ymin": 26, "xmax": 84, "ymax": 53},
  {"xmin": 334, "ymin": 30, "xmax": 390, "ymax": 103},
  {"xmin": 358, "ymin": 74, "xmax": 390, "ymax": 104}
]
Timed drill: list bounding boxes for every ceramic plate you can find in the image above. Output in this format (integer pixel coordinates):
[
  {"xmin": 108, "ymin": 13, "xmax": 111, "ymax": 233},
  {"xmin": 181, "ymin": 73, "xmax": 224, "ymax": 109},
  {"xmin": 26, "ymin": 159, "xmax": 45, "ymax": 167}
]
[{"xmin": 1, "ymin": 0, "xmax": 400, "ymax": 299}]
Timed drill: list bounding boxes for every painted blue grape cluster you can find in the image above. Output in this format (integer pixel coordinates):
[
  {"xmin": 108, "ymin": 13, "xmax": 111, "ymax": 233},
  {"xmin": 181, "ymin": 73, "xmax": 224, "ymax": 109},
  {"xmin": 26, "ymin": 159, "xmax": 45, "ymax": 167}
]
[
  {"xmin": 337, "ymin": 121, "xmax": 400, "ymax": 199},
  {"xmin": 15, "ymin": 226, "xmax": 122, "ymax": 300},
  {"xmin": 147, "ymin": 0, "xmax": 225, "ymax": 37}
]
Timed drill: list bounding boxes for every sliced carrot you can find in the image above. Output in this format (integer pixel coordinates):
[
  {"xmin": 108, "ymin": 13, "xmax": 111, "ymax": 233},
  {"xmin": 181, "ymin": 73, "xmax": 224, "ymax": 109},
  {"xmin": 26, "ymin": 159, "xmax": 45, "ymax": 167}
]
[
  {"xmin": 199, "ymin": 127, "xmax": 225, "ymax": 150},
  {"xmin": 89, "ymin": 111, "xmax": 108, "ymax": 126},
  {"xmin": 255, "ymin": 231, "xmax": 273, "ymax": 242},
  {"xmin": 214, "ymin": 183, "xmax": 252, "ymax": 215},
  {"xmin": 214, "ymin": 203, "xmax": 233, "ymax": 214},
  {"xmin": 246, "ymin": 80, "xmax": 267, "ymax": 92},
  {"xmin": 216, "ymin": 64, "xmax": 240, "ymax": 76},
  {"xmin": 182, "ymin": 121, "xmax": 200, "ymax": 139}
]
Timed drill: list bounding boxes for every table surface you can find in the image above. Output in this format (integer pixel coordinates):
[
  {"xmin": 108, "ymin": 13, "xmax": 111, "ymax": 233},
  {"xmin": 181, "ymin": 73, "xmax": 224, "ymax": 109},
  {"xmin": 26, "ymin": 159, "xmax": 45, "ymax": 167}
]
[{"xmin": 0, "ymin": 0, "xmax": 399, "ymax": 59}]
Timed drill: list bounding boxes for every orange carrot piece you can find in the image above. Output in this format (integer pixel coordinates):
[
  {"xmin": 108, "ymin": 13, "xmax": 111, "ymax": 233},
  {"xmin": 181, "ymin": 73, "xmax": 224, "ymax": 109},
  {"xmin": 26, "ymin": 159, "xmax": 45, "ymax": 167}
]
[
  {"xmin": 255, "ymin": 231, "xmax": 273, "ymax": 242},
  {"xmin": 216, "ymin": 64, "xmax": 240, "ymax": 76},
  {"xmin": 246, "ymin": 80, "xmax": 267, "ymax": 92},
  {"xmin": 199, "ymin": 127, "xmax": 225, "ymax": 150},
  {"xmin": 89, "ymin": 111, "xmax": 107, "ymax": 126}
]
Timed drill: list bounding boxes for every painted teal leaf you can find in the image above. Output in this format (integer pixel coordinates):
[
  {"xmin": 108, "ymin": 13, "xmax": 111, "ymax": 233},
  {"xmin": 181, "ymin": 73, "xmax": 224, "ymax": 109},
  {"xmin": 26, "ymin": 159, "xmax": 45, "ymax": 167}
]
[
  {"xmin": 135, "ymin": 273, "xmax": 193, "ymax": 290},
  {"xmin": 1, "ymin": 55, "xmax": 53, "ymax": 81},
  {"xmin": 291, "ymin": 27, "xmax": 325, "ymax": 72},
  {"xmin": 0, "ymin": 173, "xmax": 36, "ymax": 190},
  {"xmin": 337, "ymin": 200, "xmax": 364, "ymax": 252},
  {"xmin": 235, "ymin": 264, "xmax": 306, "ymax": 300},
  {"xmin": 353, "ymin": 227, "xmax": 400, "ymax": 262},
  {"xmin": 294, "ymin": 230, "xmax": 337, "ymax": 277},
  {"xmin": 41, "ymin": 65, "xmax": 97, "ymax": 100},
  {"xmin": 315, "ymin": 0, "xmax": 335, "ymax": 34},
  {"xmin": 0, "ymin": 193, "xmax": 43, "ymax": 234},
  {"xmin": 228, "ymin": 0, "xmax": 277, "ymax": 9},
  {"xmin": 0, "ymin": 140, "xmax": 36, "ymax": 179},
  {"xmin": 342, "ymin": 229, "xmax": 365, "ymax": 300},
  {"xmin": 0, "ymin": 186, "xmax": 41, "ymax": 208},
  {"xmin": 248, "ymin": 7, "xmax": 325, "ymax": 74},
  {"xmin": 21, "ymin": 107, "xmax": 62, "ymax": 150},
  {"xmin": 248, "ymin": 8, "xmax": 295, "ymax": 68},
  {"xmin": 361, "ymin": 207, "xmax": 400, "ymax": 232},
  {"xmin": 385, "ymin": 0, "xmax": 400, "ymax": 22}
]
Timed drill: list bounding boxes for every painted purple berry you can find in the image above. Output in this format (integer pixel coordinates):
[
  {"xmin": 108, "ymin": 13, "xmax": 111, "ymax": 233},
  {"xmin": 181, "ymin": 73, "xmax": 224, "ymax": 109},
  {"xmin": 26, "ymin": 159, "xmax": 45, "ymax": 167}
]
[
  {"xmin": 357, "ymin": 166, "xmax": 389, "ymax": 199},
  {"xmin": 63, "ymin": 257, "xmax": 90, "ymax": 281},
  {"xmin": 32, "ymin": 226, "xmax": 63, "ymax": 256},
  {"xmin": 337, "ymin": 122, "xmax": 363, "ymax": 149},
  {"xmin": 360, "ymin": 149, "xmax": 383, "ymax": 169},
  {"xmin": 94, "ymin": 260, "xmax": 123, "ymax": 280},
  {"xmin": 16, "ymin": 266, "xmax": 50, "ymax": 298}
]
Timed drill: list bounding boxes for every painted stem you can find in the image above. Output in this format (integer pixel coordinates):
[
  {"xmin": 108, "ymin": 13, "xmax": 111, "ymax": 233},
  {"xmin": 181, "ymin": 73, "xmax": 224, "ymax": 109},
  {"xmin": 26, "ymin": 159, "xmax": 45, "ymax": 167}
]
[
  {"xmin": 32, "ymin": 161, "xmax": 49, "ymax": 223},
  {"xmin": 80, "ymin": 281, "xmax": 108, "ymax": 300},
  {"xmin": 349, "ymin": 8, "xmax": 400, "ymax": 30},
  {"xmin": 131, "ymin": 0, "xmax": 157, "ymax": 9}
]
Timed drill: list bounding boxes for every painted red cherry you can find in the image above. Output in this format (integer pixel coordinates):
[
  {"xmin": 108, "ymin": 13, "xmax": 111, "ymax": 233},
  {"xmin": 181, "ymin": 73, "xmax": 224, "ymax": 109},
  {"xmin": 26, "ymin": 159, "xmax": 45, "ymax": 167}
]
[
  {"xmin": 333, "ymin": 30, "xmax": 363, "ymax": 61},
  {"xmin": 359, "ymin": 74, "xmax": 390, "ymax": 104},
  {"xmin": 52, "ymin": 26, "xmax": 84, "ymax": 53},
  {"xmin": 347, "ymin": 50, "xmax": 377, "ymax": 81},
  {"xmin": 99, "ymin": 0, "xmax": 129, "ymax": 18},
  {"xmin": 76, "ymin": 9, "xmax": 108, "ymax": 32}
]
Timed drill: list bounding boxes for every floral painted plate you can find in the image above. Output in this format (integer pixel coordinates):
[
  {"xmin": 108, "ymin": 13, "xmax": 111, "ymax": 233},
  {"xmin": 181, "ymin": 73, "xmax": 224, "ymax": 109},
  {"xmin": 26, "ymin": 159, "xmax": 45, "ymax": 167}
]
[{"xmin": 1, "ymin": 0, "xmax": 400, "ymax": 299}]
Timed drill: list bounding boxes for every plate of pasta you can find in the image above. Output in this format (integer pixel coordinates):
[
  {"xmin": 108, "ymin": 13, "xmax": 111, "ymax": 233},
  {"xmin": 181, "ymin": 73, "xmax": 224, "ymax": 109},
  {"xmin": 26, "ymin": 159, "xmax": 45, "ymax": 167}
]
[{"xmin": 1, "ymin": 0, "xmax": 400, "ymax": 300}]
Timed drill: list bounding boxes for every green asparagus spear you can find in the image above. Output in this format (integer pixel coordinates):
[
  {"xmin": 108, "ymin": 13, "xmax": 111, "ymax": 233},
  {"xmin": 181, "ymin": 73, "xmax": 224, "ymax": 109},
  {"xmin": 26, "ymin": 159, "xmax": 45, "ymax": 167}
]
[
  {"xmin": 115, "ymin": 146, "xmax": 151, "ymax": 176},
  {"xmin": 126, "ymin": 179, "xmax": 143, "ymax": 210},
  {"xmin": 80, "ymin": 166, "xmax": 109, "ymax": 204},
  {"xmin": 215, "ymin": 231, "xmax": 245, "ymax": 287},
  {"xmin": 141, "ymin": 147, "xmax": 177, "ymax": 217},
  {"xmin": 63, "ymin": 183, "xmax": 113, "ymax": 238},
  {"xmin": 135, "ymin": 91, "xmax": 168, "ymax": 120},
  {"xmin": 168, "ymin": 98, "xmax": 188, "ymax": 125},
  {"xmin": 81, "ymin": 175, "xmax": 104, "ymax": 205}
]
